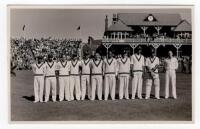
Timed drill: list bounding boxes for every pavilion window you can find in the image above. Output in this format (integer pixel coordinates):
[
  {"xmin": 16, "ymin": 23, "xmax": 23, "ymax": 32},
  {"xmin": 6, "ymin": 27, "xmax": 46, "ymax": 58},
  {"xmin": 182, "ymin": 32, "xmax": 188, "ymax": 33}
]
[
  {"xmin": 118, "ymin": 32, "xmax": 122, "ymax": 40},
  {"xmin": 114, "ymin": 32, "xmax": 117, "ymax": 39},
  {"xmin": 189, "ymin": 33, "xmax": 192, "ymax": 39},
  {"xmin": 108, "ymin": 34, "xmax": 110, "ymax": 39},
  {"xmin": 111, "ymin": 32, "xmax": 115, "ymax": 39},
  {"xmin": 186, "ymin": 33, "xmax": 190, "ymax": 39},
  {"xmin": 187, "ymin": 33, "xmax": 189, "ymax": 38},
  {"xmin": 116, "ymin": 32, "xmax": 118, "ymax": 39},
  {"xmin": 122, "ymin": 32, "xmax": 125, "ymax": 39},
  {"xmin": 117, "ymin": 32, "xmax": 120, "ymax": 39},
  {"xmin": 124, "ymin": 32, "xmax": 127, "ymax": 39},
  {"xmin": 127, "ymin": 32, "xmax": 130, "ymax": 38}
]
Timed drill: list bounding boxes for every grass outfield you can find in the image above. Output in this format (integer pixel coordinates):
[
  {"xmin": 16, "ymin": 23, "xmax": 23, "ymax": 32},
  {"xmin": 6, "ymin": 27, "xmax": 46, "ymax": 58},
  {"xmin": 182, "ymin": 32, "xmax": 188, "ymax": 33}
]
[{"xmin": 11, "ymin": 71, "xmax": 192, "ymax": 121}]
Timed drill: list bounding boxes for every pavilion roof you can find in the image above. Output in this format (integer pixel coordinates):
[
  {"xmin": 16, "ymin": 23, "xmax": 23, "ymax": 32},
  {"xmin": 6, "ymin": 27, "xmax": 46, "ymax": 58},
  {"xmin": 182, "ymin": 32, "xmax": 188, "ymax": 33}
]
[
  {"xmin": 117, "ymin": 13, "xmax": 182, "ymax": 26},
  {"xmin": 107, "ymin": 20, "xmax": 133, "ymax": 31},
  {"xmin": 173, "ymin": 20, "xmax": 191, "ymax": 32}
]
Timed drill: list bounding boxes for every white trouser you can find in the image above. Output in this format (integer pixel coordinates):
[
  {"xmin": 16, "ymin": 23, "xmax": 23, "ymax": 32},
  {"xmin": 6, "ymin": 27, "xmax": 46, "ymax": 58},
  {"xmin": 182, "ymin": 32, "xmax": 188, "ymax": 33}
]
[
  {"xmin": 104, "ymin": 74, "xmax": 116, "ymax": 100},
  {"xmin": 34, "ymin": 76, "xmax": 44, "ymax": 102},
  {"xmin": 70, "ymin": 76, "xmax": 81, "ymax": 100},
  {"xmin": 165, "ymin": 70, "xmax": 177, "ymax": 98},
  {"xmin": 81, "ymin": 75, "xmax": 91, "ymax": 100},
  {"xmin": 91, "ymin": 75, "xmax": 102, "ymax": 100},
  {"xmin": 45, "ymin": 77, "xmax": 57, "ymax": 102},
  {"xmin": 132, "ymin": 72, "xmax": 143, "ymax": 99},
  {"xmin": 119, "ymin": 74, "xmax": 129, "ymax": 99},
  {"xmin": 145, "ymin": 77, "xmax": 160, "ymax": 99},
  {"xmin": 59, "ymin": 76, "xmax": 70, "ymax": 101}
]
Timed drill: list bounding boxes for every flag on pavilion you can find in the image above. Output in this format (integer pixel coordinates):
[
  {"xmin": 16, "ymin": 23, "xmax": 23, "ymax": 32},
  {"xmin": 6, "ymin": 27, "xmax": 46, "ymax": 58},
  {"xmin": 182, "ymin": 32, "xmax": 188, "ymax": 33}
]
[
  {"xmin": 22, "ymin": 25, "xmax": 26, "ymax": 31},
  {"xmin": 76, "ymin": 26, "xmax": 80, "ymax": 31}
]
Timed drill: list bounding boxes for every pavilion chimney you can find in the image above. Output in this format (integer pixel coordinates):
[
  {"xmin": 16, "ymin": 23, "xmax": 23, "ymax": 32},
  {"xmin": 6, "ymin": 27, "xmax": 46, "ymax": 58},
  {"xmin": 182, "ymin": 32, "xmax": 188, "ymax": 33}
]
[
  {"xmin": 105, "ymin": 15, "xmax": 108, "ymax": 31},
  {"xmin": 112, "ymin": 13, "xmax": 118, "ymax": 24}
]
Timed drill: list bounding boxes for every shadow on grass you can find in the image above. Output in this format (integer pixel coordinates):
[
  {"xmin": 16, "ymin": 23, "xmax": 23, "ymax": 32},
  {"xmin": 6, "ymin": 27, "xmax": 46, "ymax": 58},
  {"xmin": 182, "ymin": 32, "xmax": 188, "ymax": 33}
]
[
  {"xmin": 22, "ymin": 96, "xmax": 34, "ymax": 101},
  {"xmin": 22, "ymin": 94, "xmax": 167, "ymax": 102}
]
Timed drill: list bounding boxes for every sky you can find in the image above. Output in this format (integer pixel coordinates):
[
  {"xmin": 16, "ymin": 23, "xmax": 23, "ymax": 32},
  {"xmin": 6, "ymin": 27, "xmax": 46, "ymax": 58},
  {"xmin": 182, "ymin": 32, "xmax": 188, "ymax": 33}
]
[{"xmin": 10, "ymin": 8, "xmax": 192, "ymax": 42}]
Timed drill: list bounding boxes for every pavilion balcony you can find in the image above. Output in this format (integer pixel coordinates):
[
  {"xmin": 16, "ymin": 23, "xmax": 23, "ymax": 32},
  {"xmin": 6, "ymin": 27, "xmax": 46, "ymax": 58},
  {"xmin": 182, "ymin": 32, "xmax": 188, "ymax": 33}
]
[{"xmin": 102, "ymin": 37, "xmax": 192, "ymax": 45}]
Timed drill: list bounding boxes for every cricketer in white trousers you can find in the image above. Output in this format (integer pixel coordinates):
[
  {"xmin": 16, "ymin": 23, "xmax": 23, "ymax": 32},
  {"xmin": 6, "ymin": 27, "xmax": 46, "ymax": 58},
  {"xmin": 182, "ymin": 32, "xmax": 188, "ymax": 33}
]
[
  {"xmin": 80, "ymin": 58, "xmax": 91, "ymax": 100},
  {"xmin": 104, "ymin": 74, "xmax": 116, "ymax": 100},
  {"xmin": 34, "ymin": 76, "xmax": 45, "ymax": 102},
  {"xmin": 56, "ymin": 61, "xmax": 70, "ymax": 101},
  {"xmin": 164, "ymin": 57, "xmax": 178, "ymax": 99},
  {"xmin": 81, "ymin": 75, "xmax": 91, "ymax": 100},
  {"xmin": 145, "ymin": 56, "xmax": 160, "ymax": 99},
  {"xmin": 59, "ymin": 76, "xmax": 70, "ymax": 101},
  {"xmin": 90, "ymin": 59, "xmax": 103, "ymax": 100},
  {"xmin": 118, "ymin": 57, "xmax": 131, "ymax": 99},
  {"xmin": 119, "ymin": 75, "xmax": 129, "ymax": 99},
  {"xmin": 104, "ymin": 58, "xmax": 118, "ymax": 100},
  {"xmin": 45, "ymin": 62, "xmax": 57, "ymax": 102},
  {"xmin": 91, "ymin": 75, "xmax": 103, "ymax": 100},
  {"xmin": 45, "ymin": 77, "xmax": 57, "ymax": 102},
  {"xmin": 32, "ymin": 62, "xmax": 46, "ymax": 102},
  {"xmin": 131, "ymin": 54, "xmax": 145, "ymax": 99},
  {"xmin": 70, "ymin": 60, "xmax": 81, "ymax": 101},
  {"xmin": 132, "ymin": 72, "xmax": 143, "ymax": 99},
  {"xmin": 70, "ymin": 76, "xmax": 81, "ymax": 100},
  {"xmin": 145, "ymin": 77, "xmax": 160, "ymax": 99}
]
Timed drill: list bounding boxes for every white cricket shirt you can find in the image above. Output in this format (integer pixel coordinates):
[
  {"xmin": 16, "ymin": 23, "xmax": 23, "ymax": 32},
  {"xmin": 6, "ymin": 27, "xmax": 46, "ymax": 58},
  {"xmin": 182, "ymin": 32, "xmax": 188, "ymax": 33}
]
[
  {"xmin": 56, "ymin": 61, "xmax": 70, "ymax": 75},
  {"xmin": 131, "ymin": 54, "xmax": 145, "ymax": 72},
  {"xmin": 145, "ymin": 56, "xmax": 160, "ymax": 73},
  {"xmin": 118, "ymin": 57, "xmax": 131, "ymax": 74},
  {"xmin": 90, "ymin": 59, "xmax": 103, "ymax": 74},
  {"xmin": 81, "ymin": 59, "xmax": 91, "ymax": 75},
  {"xmin": 70, "ymin": 60, "xmax": 81, "ymax": 75},
  {"xmin": 164, "ymin": 57, "xmax": 178, "ymax": 70}
]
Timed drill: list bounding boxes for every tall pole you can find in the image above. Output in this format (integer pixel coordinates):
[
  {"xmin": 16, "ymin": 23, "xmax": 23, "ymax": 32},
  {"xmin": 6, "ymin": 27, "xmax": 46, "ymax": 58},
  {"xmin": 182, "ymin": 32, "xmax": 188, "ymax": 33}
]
[
  {"xmin": 155, "ymin": 26, "xmax": 162, "ymax": 35},
  {"xmin": 141, "ymin": 26, "xmax": 148, "ymax": 36},
  {"xmin": 22, "ymin": 25, "xmax": 36, "ymax": 62},
  {"xmin": 22, "ymin": 25, "xmax": 26, "ymax": 48},
  {"xmin": 173, "ymin": 44, "xmax": 182, "ymax": 57},
  {"xmin": 103, "ymin": 43, "xmax": 112, "ymax": 58},
  {"xmin": 129, "ymin": 44, "xmax": 138, "ymax": 54},
  {"xmin": 78, "ymin": 26, "xmax": 83, "ymax": 59}
]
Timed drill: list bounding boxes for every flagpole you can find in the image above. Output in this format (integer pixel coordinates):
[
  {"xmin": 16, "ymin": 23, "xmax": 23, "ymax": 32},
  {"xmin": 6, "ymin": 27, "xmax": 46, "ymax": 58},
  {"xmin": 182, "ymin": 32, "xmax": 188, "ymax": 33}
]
[
  {"xmin": 22, "ymin": 25, "xmax": 35, "ymax": 62},
  {"xmin": 22, "ymin": 25, "xmax": 25, "ymax": 42},
  {"xmin": 79, "ymin": 26, "xmax": 82, "ymax": 41},
  {"xmin": 79, "ymin": 26, "xmax": 83, "ymax": 60}
]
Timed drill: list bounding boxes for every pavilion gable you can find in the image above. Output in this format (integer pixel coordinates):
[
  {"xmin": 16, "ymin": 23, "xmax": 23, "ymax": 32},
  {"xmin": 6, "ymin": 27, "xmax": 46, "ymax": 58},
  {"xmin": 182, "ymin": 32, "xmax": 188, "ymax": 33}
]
[
  {"xmin": 118, "ymin": 13, "xmax": 182, "ymax": 26},
  {"xmin": 173, "ymin": 20, "xmax": 191, "ymax": 32},
  {"xmin": 107, "ymin": 20, "xmax": 133, "ymax": 32}
]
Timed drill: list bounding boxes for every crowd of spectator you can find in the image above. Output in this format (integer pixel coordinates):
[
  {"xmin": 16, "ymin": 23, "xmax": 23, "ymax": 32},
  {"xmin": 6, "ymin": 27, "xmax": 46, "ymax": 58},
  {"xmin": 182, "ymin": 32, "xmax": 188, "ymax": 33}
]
[
  {"xmin": 11, "ymin": 37, "xmax": 81, "ymax": 70},
  {"xmin": 178, "ymin": 56, "xmax": 192, "ymax": 74}
]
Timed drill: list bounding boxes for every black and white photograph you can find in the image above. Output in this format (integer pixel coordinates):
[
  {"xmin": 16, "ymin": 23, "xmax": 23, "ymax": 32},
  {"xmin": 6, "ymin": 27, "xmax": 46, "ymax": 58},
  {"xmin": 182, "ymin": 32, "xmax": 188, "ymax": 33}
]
[{"xmin": 9, "ymin": 6, "xmax": 192, "ymax": 122}]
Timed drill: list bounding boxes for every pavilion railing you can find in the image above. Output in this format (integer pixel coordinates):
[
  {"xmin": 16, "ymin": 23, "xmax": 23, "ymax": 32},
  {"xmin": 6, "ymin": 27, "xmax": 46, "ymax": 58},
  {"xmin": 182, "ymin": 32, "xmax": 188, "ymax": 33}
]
[{"xmin": 102, "ymin": 38, "xmax": 192, "ymax": 44}]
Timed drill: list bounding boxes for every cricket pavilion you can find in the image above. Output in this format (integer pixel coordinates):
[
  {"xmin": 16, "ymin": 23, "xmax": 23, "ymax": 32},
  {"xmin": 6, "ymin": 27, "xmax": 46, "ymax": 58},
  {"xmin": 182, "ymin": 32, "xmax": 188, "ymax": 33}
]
[{"xmin": 83, "ymin": 13, "xmax": 192, "ymax": 58}]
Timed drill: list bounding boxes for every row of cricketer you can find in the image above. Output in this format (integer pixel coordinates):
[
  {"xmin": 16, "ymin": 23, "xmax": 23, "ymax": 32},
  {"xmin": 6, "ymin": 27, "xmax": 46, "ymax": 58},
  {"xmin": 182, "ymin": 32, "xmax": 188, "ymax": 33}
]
[{"xmin": 32, "ymin": 46, "xmax": 178, "ymax": 103}]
